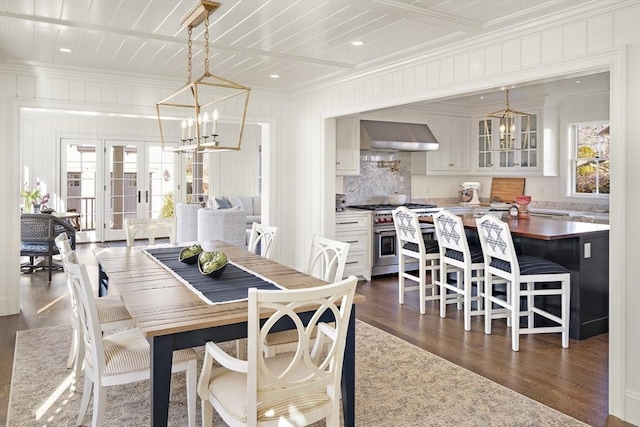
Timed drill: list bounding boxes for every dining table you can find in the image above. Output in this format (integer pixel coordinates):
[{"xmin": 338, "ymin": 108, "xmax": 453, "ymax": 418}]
[{"xmin": 95, "ymin": 241, "xmax": 365, "ymax": 426}]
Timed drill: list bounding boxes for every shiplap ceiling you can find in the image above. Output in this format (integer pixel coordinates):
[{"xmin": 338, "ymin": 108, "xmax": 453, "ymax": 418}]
[{"xmin": 0, "ymin": 0, "xmax": 616, "ymax": 93}]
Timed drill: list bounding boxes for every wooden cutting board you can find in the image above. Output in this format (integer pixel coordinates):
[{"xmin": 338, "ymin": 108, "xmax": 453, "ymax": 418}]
[{"xmin": 490, "ymin": 178, "xmax": 526, "ymax": 203}]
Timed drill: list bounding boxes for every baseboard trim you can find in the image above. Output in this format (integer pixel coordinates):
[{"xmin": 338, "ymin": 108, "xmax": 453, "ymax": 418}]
[
  {"xmin": 625, "ymin": 390, "xmax": 640, "ymax": 425},
  {"xmin": 0, "ymin": 296, "xmax": 20, "ymax": 316}
]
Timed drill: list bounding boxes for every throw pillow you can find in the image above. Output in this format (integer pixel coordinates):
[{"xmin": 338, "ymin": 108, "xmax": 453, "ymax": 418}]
[
  {"xmin": 215, "ymin": 197, "xmax": 231, "ymax": 209},
  {"xmin": 207, "ymin": 199, "xmax": 219, "ymax": 209},
  {"xmin": 228, "ymin": 195, "xmax": 244, "ymax": 210},
  {"xmin": 238, "ymin": 196, "xmax": 254, "ymax": 215}
]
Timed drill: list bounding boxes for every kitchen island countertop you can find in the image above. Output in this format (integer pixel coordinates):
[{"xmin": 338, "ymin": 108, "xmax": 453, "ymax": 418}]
[
  {"xmin": 420, "ymin": 213, "xmax": 609, "ymax": 240},
  {"xmin": 433, "ymin": 204, "xmax": 609, "ymax": 223}
]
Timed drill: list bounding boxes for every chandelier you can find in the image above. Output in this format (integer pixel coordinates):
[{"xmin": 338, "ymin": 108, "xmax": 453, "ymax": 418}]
[
  {"xmin": 156, "ymin": 1, "xmax": 251, "ymax": 153},
  {"xmin": 483, "ymin": 90, "xmax": 531, "ymax": 151}
]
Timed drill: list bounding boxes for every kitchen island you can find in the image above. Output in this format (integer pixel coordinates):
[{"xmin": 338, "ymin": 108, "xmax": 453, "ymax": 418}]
[{"xmin": 420, "ymin": 214, "xmax": 609, "ymax": 340}]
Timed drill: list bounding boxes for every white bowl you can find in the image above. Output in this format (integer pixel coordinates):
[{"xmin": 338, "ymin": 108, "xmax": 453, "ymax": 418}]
[{"xmin": 387, "ymin": 194, "xmax": 407, "ymax": 205}]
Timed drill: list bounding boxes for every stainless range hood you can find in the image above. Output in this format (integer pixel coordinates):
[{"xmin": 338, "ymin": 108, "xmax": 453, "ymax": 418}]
[{"xmin": 360, "ymin": 120, "xmax": 439, "ymax": 151}]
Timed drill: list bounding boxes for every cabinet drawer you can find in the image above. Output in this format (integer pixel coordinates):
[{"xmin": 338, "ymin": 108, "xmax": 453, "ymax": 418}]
[
  {"xmin": 335, "ymin": 231, "xmax": 368, "ymax": 252},
  {"xmin": 336, "ymin": 216, "xmax": 369, "ymax": 230},
  {"xmin": 343, "ymin": 252, "xmax": 367, "ymax": 277}
]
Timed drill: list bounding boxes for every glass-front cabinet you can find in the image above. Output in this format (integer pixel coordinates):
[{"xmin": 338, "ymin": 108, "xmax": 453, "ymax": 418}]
[{"xmin": 476, "ymin": 112, "xmax": 539, "ymax": 172}]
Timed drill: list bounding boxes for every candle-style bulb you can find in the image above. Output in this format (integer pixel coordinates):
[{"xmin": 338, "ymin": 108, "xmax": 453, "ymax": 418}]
[
  {"xmin": 212, "ymin": 109, "xmax": 219, "ymax": 135},
  {"xmin": 202, "ymin": 111, "xmax": 209, "ymax": 136}
]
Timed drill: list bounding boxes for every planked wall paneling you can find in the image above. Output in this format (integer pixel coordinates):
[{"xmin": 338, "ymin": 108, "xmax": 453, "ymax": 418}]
[{"xmin": 1, "ymin": 5, "xmax": 638, "ymax": 423}]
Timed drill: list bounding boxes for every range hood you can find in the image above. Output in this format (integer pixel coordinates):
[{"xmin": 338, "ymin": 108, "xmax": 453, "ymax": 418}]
[{"xmin": 360, "ymin": 120, "xmax": 439, "ymax": 151}]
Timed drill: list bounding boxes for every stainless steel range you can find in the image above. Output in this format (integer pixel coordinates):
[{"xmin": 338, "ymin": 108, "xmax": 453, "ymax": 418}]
[{"xmin": 348, "ymin": 203, "xmax": 440, "ymax": 276}]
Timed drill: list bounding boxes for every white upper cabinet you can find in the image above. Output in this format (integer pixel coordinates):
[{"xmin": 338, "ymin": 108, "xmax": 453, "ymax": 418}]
[
  {"xmin": 425, "ymin": 114, "xmax": 471, "ymax": 174},
  {"xmin": 474, "ymin": 110, "xmax": 541, "ymax": 173},
  {"xmin": 336, "ymin": 115, "xmax": 360, "ymax": 175}
]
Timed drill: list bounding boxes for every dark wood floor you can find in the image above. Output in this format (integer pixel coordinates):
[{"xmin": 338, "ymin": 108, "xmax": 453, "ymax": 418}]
[
  {"xmin": 356, "ymin": 275, "xmax": 631, "ymax": 427},
  {"xmin": 0, "ymin": 245, "xmax": 632, "ymax": 426}
]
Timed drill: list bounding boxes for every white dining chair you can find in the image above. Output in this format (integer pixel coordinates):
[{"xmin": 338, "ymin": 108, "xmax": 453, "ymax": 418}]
[
  {"xmin": 305, "ymin": 235, "xmax": 351, "ymax": 283},
  {"xmin": 475, "ymin": 214, "xmax": 571, "ymax": 351},
  {"xmin": 124, "ymin": 217, "xmax": 176, "ymax": 247},
  {"xmin": 54, "ymin": 233, "xmax": 134, "ymax": 380},
  {"xmin": 62, "ymin": 250, "xmax": 197, "ymax": 427},
  {"xmin": 258, "ymin": 235, "xmax": 351, "ymax": 358},
  {"xmin": 392, "ymin": 206, "xmax": 441, "ymax": 315},
  {"xmin": 198, "ymin": 276, "xmax": 358, "ymax": 427},
  {"xmin": 247, "ymin": 222, "xmax": 278, "ymax": 259}
]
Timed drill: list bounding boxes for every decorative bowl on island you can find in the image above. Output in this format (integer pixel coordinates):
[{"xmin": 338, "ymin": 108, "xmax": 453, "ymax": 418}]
[
  {"xmin": 514, "ymin": 195, "xmax": 531, "ymax": 206},
  {"xmin": 198, "ymin": 251, "xmax": 229, "ymax": 278}
]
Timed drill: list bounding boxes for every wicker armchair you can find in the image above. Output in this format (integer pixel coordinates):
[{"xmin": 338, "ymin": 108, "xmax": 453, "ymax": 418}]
[{"xmin": 20, "ymin": 213, "xmax": 76, "ymax": 282}]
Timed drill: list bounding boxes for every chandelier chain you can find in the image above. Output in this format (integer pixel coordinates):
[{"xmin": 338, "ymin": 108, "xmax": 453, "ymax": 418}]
[
  {"xmin": 187, "ymin": 26, "xmax": 193, "ymax": 83},
  {"xmin": 204, "ymin": 14, "xmax": 210, "ymax": 75}
]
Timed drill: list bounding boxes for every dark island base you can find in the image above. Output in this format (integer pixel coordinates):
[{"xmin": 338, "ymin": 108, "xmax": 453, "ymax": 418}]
[{"xmin": 466, "ymin": 230, "xmax": 609, "ymax": 340}]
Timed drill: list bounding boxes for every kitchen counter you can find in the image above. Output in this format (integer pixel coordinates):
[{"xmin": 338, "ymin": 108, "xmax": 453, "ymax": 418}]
[
  {"xmin": 421, "ymin": 213, "xmax": 609, "ymax": 240},
  {"xmin": 528, "ymin": 207, "xmax": 609, "ymax": 223},
  {"xmin": 434, "ymin": 204, "xmax": 609, "ymax": 223},
  {"xmin": 421, "ymin": 214, "xmax": 609, "ymax": 340}
]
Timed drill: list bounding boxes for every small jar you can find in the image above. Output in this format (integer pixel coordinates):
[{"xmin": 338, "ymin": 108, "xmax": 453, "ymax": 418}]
[{"xmin": 509, "ymin": 205, "xmax": 519, "ymax": 219}]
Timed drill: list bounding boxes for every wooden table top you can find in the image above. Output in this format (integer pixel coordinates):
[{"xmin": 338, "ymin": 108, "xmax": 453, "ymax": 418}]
[
  {"xmin": 420, "ymin": 214, "xmax": 610, "ymax": 240},
  {"xmin": 95, "ymin": 241, "xmax": 365, "ymax": 337}
]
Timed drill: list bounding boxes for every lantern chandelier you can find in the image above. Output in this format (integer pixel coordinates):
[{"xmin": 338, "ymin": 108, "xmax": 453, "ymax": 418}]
[
  {"xmin": 156, "ymin": 0, "xmax": 251, "ymax": 153},
  {"xmin": 483, "ymin": 89, "xmax": 531, "ymax": 151}
]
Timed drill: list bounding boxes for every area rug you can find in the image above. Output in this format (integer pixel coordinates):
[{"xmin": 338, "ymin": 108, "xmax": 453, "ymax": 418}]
[{"xmin": 8, "ymin": 321, "xmax": 587, "ymax": 426}]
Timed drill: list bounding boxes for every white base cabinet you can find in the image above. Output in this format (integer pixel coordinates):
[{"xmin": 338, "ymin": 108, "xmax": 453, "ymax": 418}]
[{"xmin": 335, "ymin": 211, "xmax": 372, "ymax": 281}]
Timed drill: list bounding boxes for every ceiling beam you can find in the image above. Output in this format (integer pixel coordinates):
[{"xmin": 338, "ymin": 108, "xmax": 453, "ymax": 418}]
[
  {"xmin": 361, "ymin": 0, "xmax": 483, "ymax": 32},
  {"xmin": 0, "ymin": 11, "xmax": 355, "ymax": 70}
]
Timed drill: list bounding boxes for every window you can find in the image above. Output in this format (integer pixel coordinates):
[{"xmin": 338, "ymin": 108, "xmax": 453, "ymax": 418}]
[{"xmin": 572, "ymin": 123, "xmax": 610, "ymax": 196}]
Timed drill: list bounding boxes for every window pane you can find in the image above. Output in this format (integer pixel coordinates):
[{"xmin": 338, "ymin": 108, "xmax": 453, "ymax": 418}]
[
  {"xmin": 599, "ymin": 160, "xmax": 611, "ymax": 194},
  {"xmin": 576, "ymin": 159, "xmax": 610, "ymax": 194},
  {"xmin": 576, "ymin": 124, "xmax": 608, "ymax": 159},
  {"xmin": 574, "ymin": 123, "xmax": 610, "ymax": 195}
]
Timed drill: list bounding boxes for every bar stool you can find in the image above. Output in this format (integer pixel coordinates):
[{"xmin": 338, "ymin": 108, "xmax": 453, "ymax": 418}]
[
  {"xmin": 475, "ymin": 214, "xmax": 571, "ymax": 351},
  {"xmin": 392, "ymin": 206, "xmax": 440, "ymax": 315},
  {"xmin": 432, "ymin": 210, "xmax": 488, "ymax": 331}
]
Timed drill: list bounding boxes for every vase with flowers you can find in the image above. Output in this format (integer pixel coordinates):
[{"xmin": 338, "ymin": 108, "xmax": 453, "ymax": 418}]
[{"xmin": 21, "ymin": 181, "xmax": 50, "ymax": 213}]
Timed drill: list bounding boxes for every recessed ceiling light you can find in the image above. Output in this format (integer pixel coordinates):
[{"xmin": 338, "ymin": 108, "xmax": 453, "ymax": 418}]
[
  {"xmin": 59, "ymin": 48, "xmax": 73, "ymax": 53},
  {"xmin": 270, "ymin": 74, "xmax": 280, "ymax": 79},
  {"xmin": 576, "ymin": 80, "xmax": 581, "ymax": 83},
  {"xmin": 480, "ymin": 96, "xmax": 485, "ymax": 99},
  {"xmin": 351, "ymin": 41, "xmax": 365, "ymax": 46}
]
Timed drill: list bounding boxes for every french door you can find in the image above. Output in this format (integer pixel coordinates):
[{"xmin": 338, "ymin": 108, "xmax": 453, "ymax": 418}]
[
  {"xmin": 60, "ymin": 139, "xmax": 101, "ymax": 242},
  {"xmin": 60, "ymin": 139, "xmax": 182, "ymax": 242},
  {"xmin": 104, "ymin": 141, "xmax": 180, "ymax": 241}
]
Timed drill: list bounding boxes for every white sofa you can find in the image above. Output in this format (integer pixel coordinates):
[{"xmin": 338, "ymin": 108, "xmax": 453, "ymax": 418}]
[
  {"xmin": 197, "ymin": 208, "xmax": 247, "ymax": 248},
  {"xmin": 176, "ymin": 202, "xmax": 248, "ymax": 248},
  {"xmin": 209, "ymin": 196, "xmax": 261, "ymax": 227},
  {"xmin": 175, "ymin": 203, "xmax": 202, "ymax": 243}
]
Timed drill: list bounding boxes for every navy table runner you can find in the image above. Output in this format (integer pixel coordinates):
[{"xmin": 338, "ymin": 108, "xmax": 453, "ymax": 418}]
[{"xmin": 144, "ymin": 246, "xmax": 282, "ymax": 305}]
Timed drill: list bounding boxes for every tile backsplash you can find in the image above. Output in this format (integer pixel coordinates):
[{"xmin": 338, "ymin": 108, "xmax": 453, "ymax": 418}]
[{"xmin": 344, "ymin": 151, "xmax": 411, "ymax": 205}]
